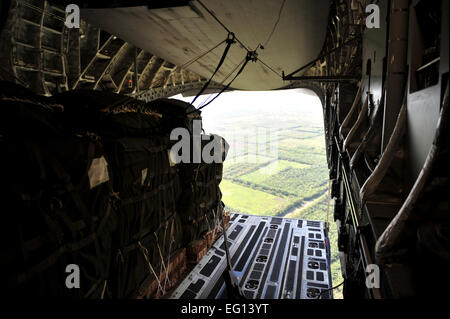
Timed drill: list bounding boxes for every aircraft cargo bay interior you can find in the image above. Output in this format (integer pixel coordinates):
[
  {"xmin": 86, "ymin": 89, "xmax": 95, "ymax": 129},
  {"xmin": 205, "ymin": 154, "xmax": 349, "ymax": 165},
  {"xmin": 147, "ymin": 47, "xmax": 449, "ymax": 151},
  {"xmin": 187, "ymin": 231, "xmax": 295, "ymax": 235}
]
[{"xmin": 0, "ymin": 0, "xmax": 448, "ymax": 303}]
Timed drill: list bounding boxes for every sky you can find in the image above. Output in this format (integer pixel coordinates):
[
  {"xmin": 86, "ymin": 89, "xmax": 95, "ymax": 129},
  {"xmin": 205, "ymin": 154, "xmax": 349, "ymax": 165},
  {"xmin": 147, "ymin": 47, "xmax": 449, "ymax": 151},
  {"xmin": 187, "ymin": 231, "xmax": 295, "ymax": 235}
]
[{"xmin": 170, "ymin": 88, "xmax": 324, "ymax": 134}]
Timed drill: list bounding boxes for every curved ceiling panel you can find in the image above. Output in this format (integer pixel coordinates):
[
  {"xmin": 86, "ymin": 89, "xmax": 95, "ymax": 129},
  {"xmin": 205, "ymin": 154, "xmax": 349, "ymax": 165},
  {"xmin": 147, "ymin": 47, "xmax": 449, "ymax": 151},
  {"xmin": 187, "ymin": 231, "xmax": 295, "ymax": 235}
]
[{"xmin": 81, "ymin": 0, "xmax": 330, "ymax": 91}]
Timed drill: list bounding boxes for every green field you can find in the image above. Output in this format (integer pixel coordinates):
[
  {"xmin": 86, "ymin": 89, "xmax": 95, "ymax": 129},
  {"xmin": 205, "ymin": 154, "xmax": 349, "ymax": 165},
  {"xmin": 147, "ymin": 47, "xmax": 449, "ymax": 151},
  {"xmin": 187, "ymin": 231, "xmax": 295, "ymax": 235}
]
[
  {"xmin": 223, "ymin": 154, "xmax": 275, "ymax": 178},
  {"xmin": 278, "ymin": 148, "xmax": 327, "ymax": 164},
  {"xmin": 279, "ymin": 135, "xmax": 326, "ymax": 153},
  {"xmin": 278, "ymin": 131, "xmax": 321, "ymax": 140},
  {"xmin": 224, "ymin": 154, "xmax": 274, "ymax": 166},
  {"xmin": 240, "ymin": 160, "xmax": 310, "ymax": 184},
  {"xmin": 220, "ymin": 180, "xmax": 288, "ymax": 216}
]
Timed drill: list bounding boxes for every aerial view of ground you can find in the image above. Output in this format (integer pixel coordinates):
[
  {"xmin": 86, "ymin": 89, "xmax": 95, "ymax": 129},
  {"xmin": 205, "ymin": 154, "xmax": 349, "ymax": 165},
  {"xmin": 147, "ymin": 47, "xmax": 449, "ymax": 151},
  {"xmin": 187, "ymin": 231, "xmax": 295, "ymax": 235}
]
[{"xmin": 173, "ymin": 89, "xmax": 343, "ymax": 298}]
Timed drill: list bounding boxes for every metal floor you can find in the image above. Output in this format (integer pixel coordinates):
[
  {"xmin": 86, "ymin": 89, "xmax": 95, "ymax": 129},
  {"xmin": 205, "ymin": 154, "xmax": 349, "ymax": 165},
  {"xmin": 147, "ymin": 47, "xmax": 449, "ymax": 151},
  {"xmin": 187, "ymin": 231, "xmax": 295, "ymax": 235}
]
[{"xmin": 171, "ymin": 214, "xmax": 333, "ymax": 299}]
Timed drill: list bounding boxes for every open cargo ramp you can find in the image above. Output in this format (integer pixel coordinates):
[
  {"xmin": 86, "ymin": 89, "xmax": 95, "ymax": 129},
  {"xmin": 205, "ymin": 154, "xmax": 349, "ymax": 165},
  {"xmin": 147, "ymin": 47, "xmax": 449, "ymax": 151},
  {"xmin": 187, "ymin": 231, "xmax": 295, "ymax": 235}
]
[{"xmin": 171, "ymin": 214, "xmax": 333, "ymax": 299}]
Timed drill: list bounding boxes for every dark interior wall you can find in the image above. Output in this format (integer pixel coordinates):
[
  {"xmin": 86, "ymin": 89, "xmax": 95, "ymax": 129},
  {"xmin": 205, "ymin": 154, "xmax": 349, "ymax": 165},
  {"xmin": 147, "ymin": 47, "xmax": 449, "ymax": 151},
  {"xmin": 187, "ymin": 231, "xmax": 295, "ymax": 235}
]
[
  {"xmin": 0, "ymin": 0, "xmax": 15, "ymax": 83},
  {"xmin": 362, "ymin": 0, "xmax": 388, "ymax": 114},
  {"xmin": 440, "ymin": 0, "xmax": 448, "ymax": 76},
  {"xmin": 0, "ymin": 0, "xmax": 11, "ymax": 30},
  {"xmin": 406, "ymin": 0, "xmax": 446, "ymax": 186}
]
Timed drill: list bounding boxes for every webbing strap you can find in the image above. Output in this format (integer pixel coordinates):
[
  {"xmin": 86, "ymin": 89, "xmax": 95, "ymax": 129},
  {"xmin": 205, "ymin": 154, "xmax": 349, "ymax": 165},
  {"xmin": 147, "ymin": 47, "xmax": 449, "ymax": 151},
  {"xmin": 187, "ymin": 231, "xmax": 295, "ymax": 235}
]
[
  {"xmin": 204, "ymin": 213, "xmax": 212, "ymax": 233},
  {"xmin": 17, "ymin": 200, "xmax": 113, "ymax": 283},
  {"xmin": 119, "ymin": 212, "xmax": 177, "ymax": 254},
  {"xmin": 194, "ymin": 51, "xmax": 253, "ymax": 112},
  {"xmin": 191, "ymin": 33, "xmax": 235, "ymax": 105},
  {"xmin": 194, "ymin": 179, "xmax": 220, "ymax": 187},
  {"xmin": 43, "ymin": 142, "xmax": 96, "ymax": 228},
  {"xmin": 120, "ymin": 178, "xmax": 177, "ymax": 206},
  {"xmin": 17, "ymin": 232, "xmax": 96, "ymax": 283}
]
